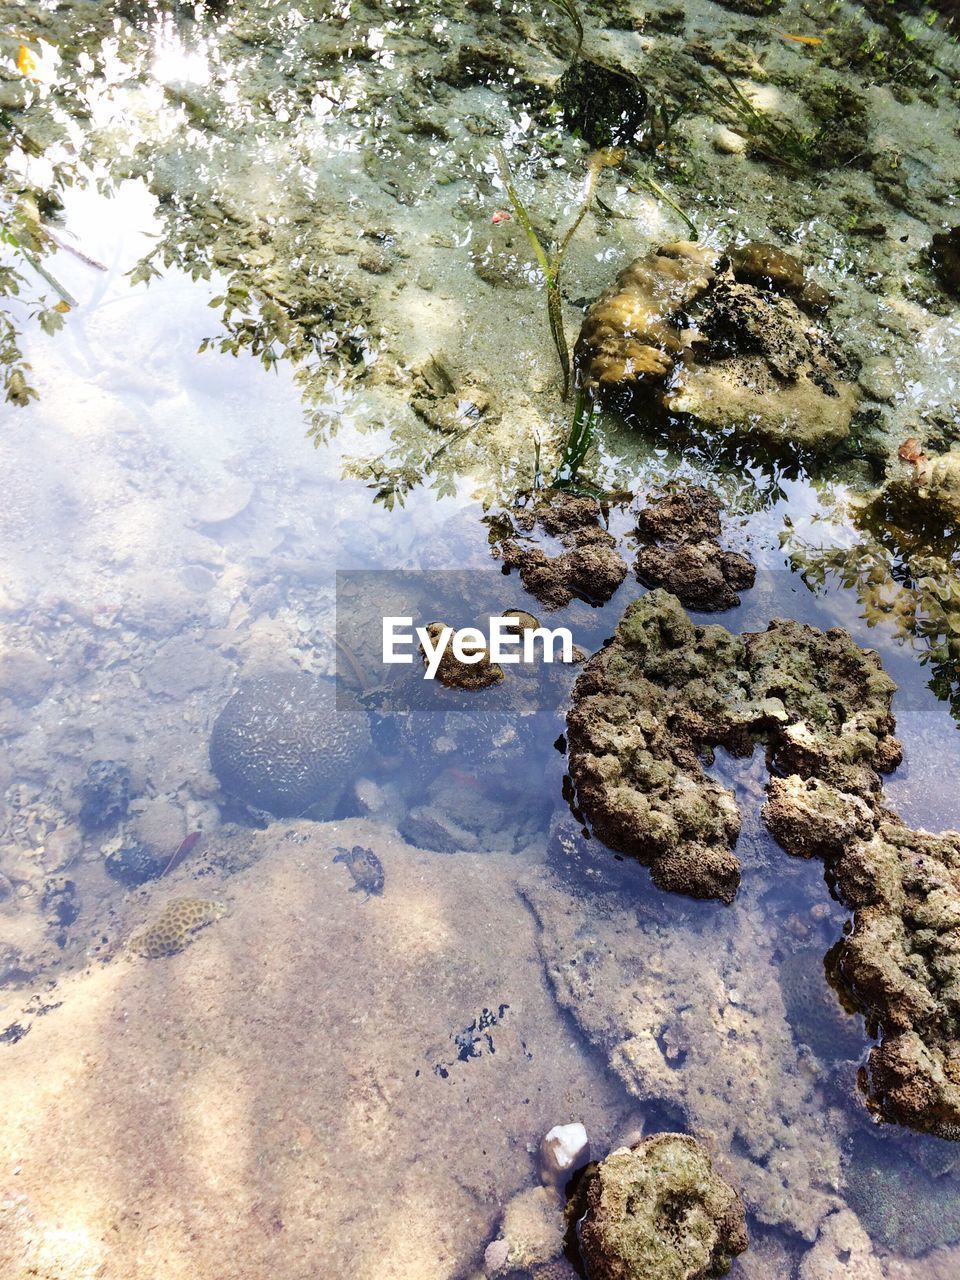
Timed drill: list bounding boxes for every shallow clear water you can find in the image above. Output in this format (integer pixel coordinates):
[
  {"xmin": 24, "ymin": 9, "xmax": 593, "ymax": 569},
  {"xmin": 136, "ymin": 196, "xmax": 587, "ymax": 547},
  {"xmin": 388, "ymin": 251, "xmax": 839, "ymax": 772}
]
[{"xmin": 3, "ymin": 2, "xmax": 960, "ymax": 1277}]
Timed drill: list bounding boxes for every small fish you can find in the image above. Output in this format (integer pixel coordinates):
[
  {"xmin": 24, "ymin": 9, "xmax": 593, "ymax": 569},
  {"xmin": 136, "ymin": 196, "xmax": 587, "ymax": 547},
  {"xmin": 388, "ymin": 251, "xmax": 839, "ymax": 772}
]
[
  {"xmin": 333, "ymin": 845, "xmax": 384, "ymax": 897},
  {"xmin": 778, "ymin": 31, "xmax": 823, "ymax": 46},
  {"xmin": 161, "ymin": 830, "xmax": 202, "ymax": 877},
  {"xmin": 491, "ymin": 209, "xmax": 511, "ymax": 225}
]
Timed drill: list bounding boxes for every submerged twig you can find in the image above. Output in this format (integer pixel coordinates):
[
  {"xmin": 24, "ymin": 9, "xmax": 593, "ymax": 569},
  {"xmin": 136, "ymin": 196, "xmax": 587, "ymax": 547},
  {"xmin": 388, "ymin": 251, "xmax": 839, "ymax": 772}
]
[
  {"xmin": 547, "ymin": 0, "xmax": 584, "ymax": 59},
  {"xmin": 627, "ymin": 174, "xmax": 698, "ymax": 237},
  {"xmin": 696, "ymin": 70, "xmax": 813, "ymax": 170},
  {"xmin": 495, "ymin": 145, "xmax": 621, "ymax": 400}
]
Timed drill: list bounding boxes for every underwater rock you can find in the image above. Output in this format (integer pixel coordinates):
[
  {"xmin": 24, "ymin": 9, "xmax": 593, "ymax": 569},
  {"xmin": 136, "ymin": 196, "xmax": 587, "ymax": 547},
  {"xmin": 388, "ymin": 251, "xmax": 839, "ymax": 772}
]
[
  {"xmin": 40, "ymin": 876, "xmax": 78, "ymax": 935},
  {"xmin": 104, "ymin": 837, "xmax": 167, "ymax": 887},
  {"xmin": 494, "ymin": 491, "xmax": 628, "ymax": 610},
  {"xmin": 190, "ymin": 477, "xmax": 254, "ymax": 529},
  {"xmin": 556, "ymin": 58, "xmax": 648, "ymax": 148},
  {"xmin": 0, "ymin": 649, "xmax": 54, "ymax": 707},
  {"xmin": 797, "ymin": 1209, "xmax": 883, "ymax": 1280},
  {"xmin": 410, "ymin": 357, "xmax": 497, "ymax": 434},
  {"xmin": 565, "ymin": 591, "xmax": 746, "ymax": 902},
  {"xmin": 765, "ymin": 774, "xmax": 960, "ymax": 1140},
  {"xmin": 141, "ymin": 635, "xmax": 232, "ymax": 700},
  {"xmin": 485, "ymin": 1185, "xmax": 566, "ymax": 1277},
  {"xmin": 399, "ymin": 765, "xmax": 549, "ymax": 854},
  {"xmin": 419, "ymin": 620, "xmax": 504, "ymax": 689},
  {"xmin": 520, "ymin": 867, "xmax": 847, "ymax": 1242},
  {"xmin": 881, "ymin": 448, "xmax": 960, "ymax": 526},
  {"xmin": 929, "ymin": 226, "xmax": 960, "ymax": 296},
  {"xmin": 576, "ymin": 1134, "xmax": 748, "ymax": 1280},
  {"xmin": 574, "ymin": 242, "xmax": 715, "ymax": 393},
  {"xmin": 209, "ymin": 674, "xmax": 371, "ymax": 818},
  {"xmin": 634, "ymin": 487, "xmax": 755, "ymax": 611},
  {"xmin": 832, "ymin": 818, "xmax": 960, "ymax": 1139},
  {"xmin": 127, "ymin": 796, "xmax": 188, "ymax": 860},
  {"xmin": 128, "ymin": 898, "xmax": 227, "ymax": 959},
  {"xmin": 78, "ymin": 760, "xmax": 131, "ymax": 830},
  {"xmin": 566, "ymin": 590, "xmax": 900, "ymax": 901},
  {"xmin": 574, "ymin": 242, "xmax": 858, "ymax": 454}
]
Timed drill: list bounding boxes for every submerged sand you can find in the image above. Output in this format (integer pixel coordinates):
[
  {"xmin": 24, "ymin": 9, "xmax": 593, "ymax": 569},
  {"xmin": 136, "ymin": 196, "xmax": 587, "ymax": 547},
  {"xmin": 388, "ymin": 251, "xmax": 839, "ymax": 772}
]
[{"xmin": 0, "ymin": 819, "xmax": 634, "ymax": 1280}]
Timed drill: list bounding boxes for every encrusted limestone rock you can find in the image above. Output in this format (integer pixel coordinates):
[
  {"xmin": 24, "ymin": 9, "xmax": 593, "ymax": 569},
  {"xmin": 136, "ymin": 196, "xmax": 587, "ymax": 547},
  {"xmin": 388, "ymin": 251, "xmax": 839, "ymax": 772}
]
[
  {"xmin": 574, "ymin": 241, "xmax": 857, "ymax": 454},
  {"xmin": 834, "ymin": 819, "xmax": 960, "ymax": 1139},
  {"xmin": 576, "ymin": 1134, "xmax": 748, "ymax": 1280},
  {"xmin": 634, "ymin": 487, "xmax": 755, "ymax": 611},
  {"xmin": 493, "ymin": 490, "xmax": 628, "ymax": 610},
  {"xmin": 128, "ymin": 898, "xmax": 226, "ymax": 958},
  {"xmin": 566, "ymin": 592, "xmax": 745, "ymax": 902},
  {"xmin": 566, "ymin": 590, "xmax": 899, "ymax": 901},
  {"xmin": 210, "ymin": 674, "xmax": 371, "ymax": 818}
]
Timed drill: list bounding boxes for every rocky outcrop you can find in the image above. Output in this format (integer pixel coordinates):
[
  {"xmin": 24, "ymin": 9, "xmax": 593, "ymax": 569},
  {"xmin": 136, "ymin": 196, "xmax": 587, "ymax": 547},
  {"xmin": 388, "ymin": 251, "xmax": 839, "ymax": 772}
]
[
  {"xmin": 574, "ymin": 241, "xmax": 857, "ymax": 454},
  {"xmin": 565, "ymin": 589, "xmax": 899, "ymax": 902},
  {"xmin": 634, "ymin": 487, "xmax": 755, "ymax": 611},
  {"xmin": 567, "ymin": 588, "xmax": 960, "ymax": 1138},
  {"xmin": 576, "ymin": 1134, "xmax": 748, "ymax": 1280},
  {"xmin": 493, "ymin": 490, "xmax": 628, "ymax": 610},
  {"xmin": 768, "ymin": 785, "xmax": 960, "ymax": 1141}
]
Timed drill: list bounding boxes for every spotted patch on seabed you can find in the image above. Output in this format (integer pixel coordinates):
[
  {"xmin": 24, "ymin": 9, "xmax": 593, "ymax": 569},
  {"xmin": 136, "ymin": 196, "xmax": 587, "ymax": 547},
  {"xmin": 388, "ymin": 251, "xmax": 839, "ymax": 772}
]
[{"xmin": 433, "ymin": 1003, "xmax": 514, "ymax": 1079}]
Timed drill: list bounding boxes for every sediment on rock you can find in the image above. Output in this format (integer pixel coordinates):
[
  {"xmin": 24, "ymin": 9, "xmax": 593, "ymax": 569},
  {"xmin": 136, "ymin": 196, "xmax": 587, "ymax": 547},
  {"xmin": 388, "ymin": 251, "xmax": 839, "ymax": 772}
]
[{"xmin": 574, "ymin": 241, "xmax": 858, "ymax": 454}]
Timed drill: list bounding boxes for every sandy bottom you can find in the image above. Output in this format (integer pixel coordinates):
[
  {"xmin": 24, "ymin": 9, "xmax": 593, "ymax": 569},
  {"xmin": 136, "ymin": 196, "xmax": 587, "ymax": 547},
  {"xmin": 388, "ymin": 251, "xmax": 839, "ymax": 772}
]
[{"xmin": 0, "ymin": 819, "xmax": 635, "ymax": 1280}]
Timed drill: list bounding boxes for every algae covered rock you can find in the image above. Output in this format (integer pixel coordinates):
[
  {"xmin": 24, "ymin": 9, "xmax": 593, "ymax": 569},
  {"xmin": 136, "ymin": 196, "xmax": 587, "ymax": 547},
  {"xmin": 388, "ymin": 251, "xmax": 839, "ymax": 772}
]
[
  {"xmin": 566, "ymin": 590, "xmax": 745, "ymax": 902},
  {"xmin": 566, "ymin": 590, "xmax": 900, "ymax": 901},
  {"xmin": 577, "ymin": 1134, "xmax": 748, "ymax": 1280},
  {"xmin": 493, "ymin": 490, "xmax": 628, "ymax": 610},
  {"xmin": 556, "ymin": 58, "xmax": 648, "ymax": 148},
  {"xmin": 764, "ymin": 779, "xmax": 960, "ymax": 1140},
  {"xmin": 574, "ymin": 241, "xmax": 857, "ymax": 454},
  {"xmin": 634, "ymin": 487, "xmax": 755, "ymax": 612},
  {"xmin": 418, "ymin": 620, "xmax": 504, "ymax": 689},
  {"xmin": 210, "ymin": 673, "xmax": 371, "ymax": 818},
  {"xmin": 832, "ymin": 818, "xmax": 960, "ymax": 1139},
  {"xmin": 881, "ymin": 449, "xmax": 960, "ymax": 527}
]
